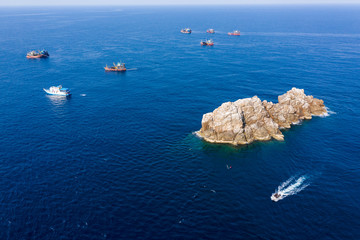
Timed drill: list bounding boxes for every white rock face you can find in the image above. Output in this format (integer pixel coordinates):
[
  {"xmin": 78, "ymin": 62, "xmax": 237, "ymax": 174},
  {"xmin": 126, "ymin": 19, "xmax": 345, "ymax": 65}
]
[{"xmin": 197, "ymin": 88, "xmax": 327, "ymax": 145}]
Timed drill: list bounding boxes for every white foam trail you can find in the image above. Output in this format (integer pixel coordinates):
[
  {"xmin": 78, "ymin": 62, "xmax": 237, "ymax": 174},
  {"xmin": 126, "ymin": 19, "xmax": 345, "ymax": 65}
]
[
  {"xmin": 80, "ymin": 94, "xmax": 86, "ymax": 97},
  {"xmin": 126, "ymin": 68, "xmax": 138, "ymax": 71},
  {"xmin": 271, "ymin": 175, "xmax": 309, "ymax": 202},
  {"xmin": 291, "ymin": 120, "xmax": 302, "ymax": 125},
  {"xmin": 279, "ymin": 176, "xmax": 295, "ymax": 189},
  {"xmin": 317, "ymin": 112, "xmax": 329, "ymax": 117},
  {"xmin": 192, "ymin": 131, "xmax": 202, "ymax": 139},
  {"xmin": 315, "ymin": 107, "xmax": 336, "ymax": 118},
  {"xmin": 325, "ymin": 107, "xmax": 337, "ymax": 115}
]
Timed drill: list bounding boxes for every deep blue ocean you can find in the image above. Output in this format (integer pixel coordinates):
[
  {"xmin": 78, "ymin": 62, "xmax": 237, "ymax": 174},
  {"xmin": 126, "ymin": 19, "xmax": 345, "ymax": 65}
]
[{"xmin": 0, "ymin": 5, "xmax": 359, "ymax": 239}]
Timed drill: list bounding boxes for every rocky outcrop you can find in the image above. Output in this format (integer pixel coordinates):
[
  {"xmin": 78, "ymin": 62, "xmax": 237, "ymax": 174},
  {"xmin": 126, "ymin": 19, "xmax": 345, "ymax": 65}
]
[{"xmin": 196, "ymin": 88, "xmax": 327, "ymax": 145}]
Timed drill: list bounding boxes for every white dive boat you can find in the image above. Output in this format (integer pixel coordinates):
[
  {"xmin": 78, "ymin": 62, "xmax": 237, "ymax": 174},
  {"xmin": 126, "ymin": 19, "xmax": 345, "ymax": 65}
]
[
  {"xmin": 43, "ymin": 85, "xmax": 71, "ymax": 96},
  {"xmin": 271, "ymin": 192, "xmax": 282, "ymax": 202}
]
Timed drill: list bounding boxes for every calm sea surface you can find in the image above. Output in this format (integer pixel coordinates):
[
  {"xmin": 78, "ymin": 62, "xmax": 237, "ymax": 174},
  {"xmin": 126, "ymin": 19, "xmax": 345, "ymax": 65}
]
[{"xmin": 0, "ymin": 5, "xmax": 359, "ymax": 239}]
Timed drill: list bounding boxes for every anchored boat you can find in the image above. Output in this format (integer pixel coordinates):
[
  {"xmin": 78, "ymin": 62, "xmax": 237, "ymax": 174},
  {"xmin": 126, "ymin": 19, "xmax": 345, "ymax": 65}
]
[
  {"xmin": 200, "ymin": 39, "xmax": 214, "ymax": 46},
  {"xmin": 43, "ymin": 85, "xmax": 71, "ymax": 96},
  {"xmin": 27, "ymin": 50, "xmax": 49, "ymax": 59},
  {"xmin": 206, "ymin": 29, "xmax": 215, "ymax": 34},
  {"xmin": 228, "ymin": 30, "xmax": 241, "ymax": 36},
  {"xmin": 181, "ymin": 28, "xmax": 192, "ymax": 34},
  {"xmin": 104, "ymin": 62, "xmax": 126, "ymax": 72}
]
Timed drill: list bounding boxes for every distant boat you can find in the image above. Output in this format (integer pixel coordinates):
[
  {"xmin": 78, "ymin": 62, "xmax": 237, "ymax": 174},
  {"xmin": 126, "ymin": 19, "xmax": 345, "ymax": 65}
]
[
  {"xmin": 200, "ymin": 39, "xmax": 214, "ymax": 46},
  {"xmin": 228, "ymin": 30, "xmax": 241, "ymax": 36},
  {"xmin": 181, "ymin": 28, "xmax": 192, "ymax": 34},
  {"xmin": 43, "ymin": 85, "xmax": 71, "ymax": 96},
  {"xmin": 207, "ymin": 29, "xmax": 215, "ymax": 34},
  {"xmin": 27, "ymin": 50, "xmax": 49, "ymax": 59},
  {"xmin": 271, "ymin": 192, "xmax": 282, "ymax": 202},
  {"xmin": 104, "ymin": 62, "xmax": 126, "ymax": 72}
]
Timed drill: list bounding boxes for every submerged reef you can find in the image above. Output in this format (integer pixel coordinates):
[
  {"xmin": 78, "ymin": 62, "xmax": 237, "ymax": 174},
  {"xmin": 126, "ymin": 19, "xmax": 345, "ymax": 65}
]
[{"xmin": 196, "ymin": 88, "xmax": 327, "ymax": 145}]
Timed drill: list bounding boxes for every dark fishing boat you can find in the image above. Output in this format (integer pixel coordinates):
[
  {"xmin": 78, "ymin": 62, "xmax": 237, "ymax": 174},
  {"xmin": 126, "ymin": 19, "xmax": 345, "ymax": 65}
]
[
  {"xmin": 228, "ymin": 30, "xmax": 241, "ymax": 36},
  {"xmin": 181, "ymin": 28, "xmax": 192, "ymax": 34},
  {"xmin": 26, "ymin": 50, "xmax": 49, "ymax": 59},
  {"xmin": 104, "ymin": 62, "xmax": 126, "ymax": 72},
  {"xmin": 200, "ymin": 39, "xmax": 214, "ymax": 46}
]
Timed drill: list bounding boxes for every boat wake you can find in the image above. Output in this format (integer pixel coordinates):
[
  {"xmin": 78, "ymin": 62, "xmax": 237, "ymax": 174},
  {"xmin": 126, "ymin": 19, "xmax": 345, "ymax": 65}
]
[
  {"xmin": 126, "ymin": 68, "xmax": 138, "ymax": 71},
  {"xmin": 271, "ymin": 175, "xmax": 309, "ymax": 202},
  {"xmin": 317, "ymin": 107, "xmax": 336, "ymax": 118},
  {"xmin": 291, "ymin": 119, "xmax": 303, "ymax": 125}
]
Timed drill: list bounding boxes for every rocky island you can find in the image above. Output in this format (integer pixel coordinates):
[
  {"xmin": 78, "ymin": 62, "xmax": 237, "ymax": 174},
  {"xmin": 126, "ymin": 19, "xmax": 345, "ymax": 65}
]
[{"xmin": 196, "ymin": 88, "xmax": 327, "ymax": 145}]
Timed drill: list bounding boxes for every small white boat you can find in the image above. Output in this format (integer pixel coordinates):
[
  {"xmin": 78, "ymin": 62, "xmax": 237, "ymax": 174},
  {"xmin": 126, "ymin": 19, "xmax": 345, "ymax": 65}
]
[
  {"xmin": 271, "ymin": 192, "xmax": 282, "ymax": 202},
  {"xmin": 43, "ymin": 85, "xmax": 71, "ymax": 96}
]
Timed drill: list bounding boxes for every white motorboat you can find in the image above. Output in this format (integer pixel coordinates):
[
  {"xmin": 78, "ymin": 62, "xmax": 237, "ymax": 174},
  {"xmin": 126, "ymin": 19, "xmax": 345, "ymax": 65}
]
[
  {"xmin": 271, "ymin": 192, "xmax": 283, "ymax": 202},
  {"xmin": 43, "ymin": 85, "xmax": 71, "ymax": 96}
]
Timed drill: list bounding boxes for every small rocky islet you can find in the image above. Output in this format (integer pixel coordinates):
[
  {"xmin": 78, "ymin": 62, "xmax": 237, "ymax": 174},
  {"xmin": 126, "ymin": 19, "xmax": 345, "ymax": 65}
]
[{"xmin": 196, "ymin": 88, "xmax": 327, "ymax": 145}]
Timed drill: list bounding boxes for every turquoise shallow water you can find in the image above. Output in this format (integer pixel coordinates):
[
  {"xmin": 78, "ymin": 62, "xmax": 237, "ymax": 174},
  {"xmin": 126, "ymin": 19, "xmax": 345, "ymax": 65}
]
[{"xmin": 0, "ymin": 5, "xmax": 360, "ymax": 239}]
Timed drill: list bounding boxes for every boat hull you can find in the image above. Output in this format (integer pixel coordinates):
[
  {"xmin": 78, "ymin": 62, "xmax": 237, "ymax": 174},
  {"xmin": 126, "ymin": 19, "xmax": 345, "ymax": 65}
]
[
  {"xmin": 27, "ymin": 54, "xmax": 48, "ymax": 59},
  {"xmin": 104, "ymin": 67, "xmax": 126, "ymax": 72},
  {"xmin": 201, "ymin": 43, "xmax": 214, "ymax": 46},
  {"xmin": 228, "ymin": 33, "xmax": 241, "ymax": 36}
]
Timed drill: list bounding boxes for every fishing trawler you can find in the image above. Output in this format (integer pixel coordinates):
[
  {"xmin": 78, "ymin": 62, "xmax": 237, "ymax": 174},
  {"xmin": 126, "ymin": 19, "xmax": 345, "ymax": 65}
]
[
  {"xmin": 43, "ymin": 85, "xmax": 71, "ymax": 96},
  {"xmin": 228, "ymin": 30, "xmax": 241, "ymax": 36},
  {"xmin": 206, "ymin": 29, "xmax": 215, "ymax": 34},
  {"xmin": 26, "ymin": 50, "xmax": 49, "ymax": 59},
  {"xmin": 181, "ymin": 28, "xmax": 192, "ymax": 34},
  {"xmin": 104, "ymin": 62, "xmax": 126, "ymax": 72},
  {"xmin": 200, "ymin": 39, "xmax": 214, "ymax": 46}
]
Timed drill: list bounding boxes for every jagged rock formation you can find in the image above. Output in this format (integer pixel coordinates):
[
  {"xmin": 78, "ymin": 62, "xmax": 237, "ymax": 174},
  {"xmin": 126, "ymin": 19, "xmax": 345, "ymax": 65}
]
[{"xmin": 196, "ymin": 88, "xmax": 327, "ymax": 145}]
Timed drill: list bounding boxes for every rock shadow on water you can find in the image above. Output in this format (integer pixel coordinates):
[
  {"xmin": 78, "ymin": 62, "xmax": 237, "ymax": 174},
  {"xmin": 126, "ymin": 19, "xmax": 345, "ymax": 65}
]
[{"xmin": 190, "ymin": 131, "xmax": 286, "ymax": 154}]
